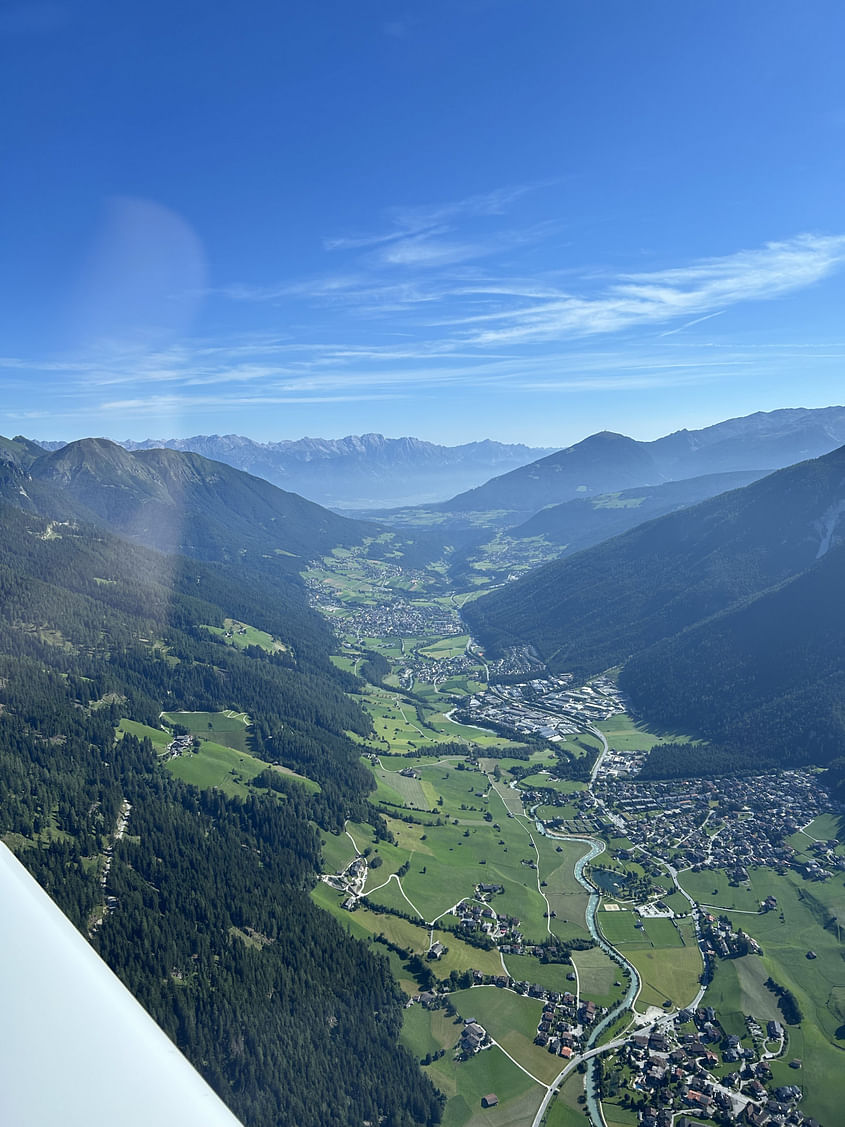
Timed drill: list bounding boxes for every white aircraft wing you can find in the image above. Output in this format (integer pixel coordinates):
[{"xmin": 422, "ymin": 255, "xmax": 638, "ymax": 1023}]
[{"xmin": 0, "ymin": 842, "xmax": 243, "ymax": 1126}]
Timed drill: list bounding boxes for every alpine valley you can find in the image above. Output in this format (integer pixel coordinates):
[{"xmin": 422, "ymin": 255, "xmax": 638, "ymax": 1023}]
[{"xmin": 2, "ymin": 405, "xmax": 845, "ymax": 1127}]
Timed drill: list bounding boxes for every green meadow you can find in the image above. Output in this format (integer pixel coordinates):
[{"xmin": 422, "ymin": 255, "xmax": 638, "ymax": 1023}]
[
  {"xmin": 449, "ymin": 986, "xmax": 563, "ymax": 1084},
  {"xmin": 204, "ymin": 617, "xmax": 286, "ymax": 654},
  {"xmin": 122, "ymin": 713, "xmax": 318, "ymax": 796},
  {"xmin": 161, "ymin": 709, "xmax": 251, "ymax": 752}
]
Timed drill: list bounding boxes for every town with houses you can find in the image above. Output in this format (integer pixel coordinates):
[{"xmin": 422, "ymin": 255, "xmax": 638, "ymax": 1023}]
[{"xmin": 306, "ymin": 548, "xmax": 843, "ymax": 1127}]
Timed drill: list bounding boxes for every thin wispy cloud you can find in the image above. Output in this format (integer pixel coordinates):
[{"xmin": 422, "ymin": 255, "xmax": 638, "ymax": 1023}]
[
  {"xmin": 6, "ymin": 181, "xmax": 845, "ymax": 436},
  {"xmin": 322, "ymin": 185, "xmax": 540, "ymax": 253},
  {"xmin": 659, "ymin": 311, "xmax": 725, "ymax": 338},
  {"xmin": 443, "ymin": 234, "xmax": 845, "ymax": 345}
]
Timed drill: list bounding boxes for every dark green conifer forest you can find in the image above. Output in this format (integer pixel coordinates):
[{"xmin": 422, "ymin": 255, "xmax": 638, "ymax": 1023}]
[{"xmin": 0, "ymin": 499, "xmax": 442, "ymax": 1126}]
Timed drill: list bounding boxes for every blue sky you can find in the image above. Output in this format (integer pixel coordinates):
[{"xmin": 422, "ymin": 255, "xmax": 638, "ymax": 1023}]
[{"xmin": 3, "ymin": 0, "xmax": 845, "ymax": 446}]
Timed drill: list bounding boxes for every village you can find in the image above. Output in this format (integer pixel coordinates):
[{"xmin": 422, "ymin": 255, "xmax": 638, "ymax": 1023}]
[
  {"xmin": 600, "ymin": 1003, "xmax": 818, "ymax": 1127},
  {"xmin": 594, "ymin": 771, "xmax": 837, "ymax": 876}
]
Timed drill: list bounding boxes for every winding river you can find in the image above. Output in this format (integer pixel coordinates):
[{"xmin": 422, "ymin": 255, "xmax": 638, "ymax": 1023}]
[{"xmin": 540, "ymin": 829, "xmax": 642, "ymax": 1127}]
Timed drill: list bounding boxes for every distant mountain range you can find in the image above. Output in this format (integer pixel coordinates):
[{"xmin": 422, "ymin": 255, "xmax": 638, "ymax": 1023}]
[
  {"xmin": 33, "ymin": 433, "xmax": 554, "ymax": 510},
  {"xmin": 440, "ymin": 406, "xmax": 845, "ymax": 517},
  {"xmin": 464, "ymin": 443, "xmax": 845, "ymax": 772}
]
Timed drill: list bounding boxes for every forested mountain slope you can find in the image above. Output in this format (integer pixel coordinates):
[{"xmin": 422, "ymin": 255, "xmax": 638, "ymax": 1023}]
[
  {"xmin": 16, "ymin": 438, "xmax": 375, "ymax": 564},
  {"xmin": 624, "ymin": 539, "xmax": 845, "ymax": 772},
  {"xmin": 0, "ymin": 500, "xmax": 441, "ymax": 1126},
  {"xmin": 511, "ymin": 469, "xmax": 765, "ymax": 549},
  {"xmin": 465, "ymin": 445, "xmax": 845, "ymax": 770},
  {"xmin": 442, "ymin": 430, "xmax": 663, "ymax": 516}
]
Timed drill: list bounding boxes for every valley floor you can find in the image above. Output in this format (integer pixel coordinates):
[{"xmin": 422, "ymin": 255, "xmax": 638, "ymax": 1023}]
[{"xmin": 307, "ymin": 541, "xmax": 845, "ymax": 1127}]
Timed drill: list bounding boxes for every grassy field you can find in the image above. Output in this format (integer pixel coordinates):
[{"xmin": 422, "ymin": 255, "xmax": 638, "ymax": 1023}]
[
  {"xmin": 320, "ymin": 829, "xmax": 358, "ymax": 874},
  {"xmin": 594, "ymin": 714, "xmax": 686, "ymax": 752},
  {"xmin": 449, "ymin": 986, "xmax": 563, "ymax": 1084},
  {"xmin": 164, "ymin": 739, "xmax": 267, "ymax": 797},
  {"xmin": 122, "ymin": 713, "xmax": 317, "ymax": 796},
  {"xmin": 418, "ymin": 635, "xmax": 471, "ymax": 660},
  {"xmin": 117, "ymin": 718, "xmax": 171, "ymax": 748},
  {"xmin": 315, "ymin": 880, "xmax": 504, "ymax": 978},
  {"xmin": 502, "ymin": 954, "xmax": 575, "ymax": 993},
  {"xmin": 372, "ymin": 764, "xmax": 438, "ymax": 810},
  {"xmin": 596, "ymin": 910, "xmax": 651, "ymax": 948},
  {"xmin": 679, "ymin": 867, "xmax": 764, "ymax": 910},
  {"xmin": 624, "ymin": 943, "xmax": 703, "ymax": 1011},
  {"xmin": 570, "ymin": 946, "xmax": 626, "ymax": 1008},
  {"xmin": 205, "ymin": 617, "xmax": 286, "ymax": 654},
  {"xmin": 611, "ymin": 916, "xmax": 702, "ymax": 1010},
  {"xmin": 704, "ymin": 954, "xmax": 782, "ymax": 1037},
  {"xmin": 542, "ymin": 1071, "xmax": 587, "ymax": 1127},
  {"xmin": 348, "ymin": 761, "xmax": 555, "ymax": 937},
  {"xmin": 358, "ymin": 678, "xmax": 526, "ymax": 758},
  {"xmin": 161, "ymin": 709, "xmax": 251, "ymax": 753},
  {"xmin": 428, "ymin": 1044, "xmax": 544, "ymax": 1127},
  {"xmin": 535, "ymin": 837, "xmax": 591, "ymax": 937},
  {"xmin": 401, "ymin": 1003, "xmax": 459, "ymax": 1060},
  {"xmin": 601, "ymin": 1102, "xmax": 638, "ymax": 1127}
]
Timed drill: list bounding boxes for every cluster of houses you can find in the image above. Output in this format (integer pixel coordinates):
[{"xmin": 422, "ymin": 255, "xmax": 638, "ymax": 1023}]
[
  {"xmin": 533, "ymin": 991, "xmax": 599, "ymax": 1057},
  {"xmin": 453, "ymin": 892, "xmax": 517, "ymax": 943},
  {"xmin": 165, "ymin": 733, "xmax": 194, "ymax": 759},
  {"xmin": 616, "ymin": 1007, "xmax": 816, "ymax": 1126},
  {"xmin": 481, "ymin": 644, "xmax": 547, "ymax": 680},
  {"xmin": 596, "ymin": 770, "xmax": 835, "ymax": 877},
  {"xmin": 699, "ymin": 913, "xmax": 762, "ymax": 960},
  {"xmin": 458, "ymin": 1019, "xmax": 489, "ymax": 1057},
  {"xmin": 801, "ymin": 837, "xmax": 845, "ymax": 879},
  {"xmin": 344, "ymin": 598, "xmax": 462, "ymax": 643}
]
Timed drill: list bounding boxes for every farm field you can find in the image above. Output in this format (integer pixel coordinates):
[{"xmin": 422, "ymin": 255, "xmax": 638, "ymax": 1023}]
[
  {"xmin": 161, "ymin": 709, "xmax": 251, "ymax": 752},
  {"xmin": 204, "ymin": 617, "xmax": 285, "ymax": 654},
  {"xmin": 449, "ymin": 986, "xmax": 563, "ymax": 1084},
  {"xmin": 623, "ymin": 942, "xmax": 703, "ymax": 1011},
  {"xmin": 616, "ymin": 917, "xmax": 702, "ymax": 1010},
  {"xmin": 320, "ymin": 829, "xmax": 358, "ymax": 874},
  {"xmin": 164, "ymin": 739, "xmax": 267, "ymax": 797},
  {"xmin": 120, "ymin": 715, "xmax": 318, "ymax": 797},
  {"xmin": 427, "ymin": 1043, "xmax": 543, "ymax": 1127},
  {"xmin": 308, "ymin": 540, "xmax": 845, "ymax": 1127},
  {"xmin": 359, "ymin": 681, "xmax": 525, "ymax": 757},
  {"xmin": 119, "ymin": 715, "xmax": 317, "ymax": 796},
  {"xmin": 594, "ymin": 714, "xmax": 686, "ymax": 752},
  {"xmin": 570, "ymin": 946, "xmax": 626, "ymax": 1008},
  {"xmin": 501, "ymin": 953, "xmax": 575, "ymax": 994},
  {"xmin": 315, "ymin": 880, "xmax": 504, "ymax": 978},
  {"xmin": 704, "ymin": 955, "xmax": 782, "ymax": 1036},
  {"xmin": 679, "ymin": 867, "xmax": 764, "ymax": 911},
  {"xmin": 117, "ymin": 718, "xmax": 171, "ymax": 748},
  {"xmin": 543, "ymin": 1071, "xmax": 587, "ymax": 1127}
]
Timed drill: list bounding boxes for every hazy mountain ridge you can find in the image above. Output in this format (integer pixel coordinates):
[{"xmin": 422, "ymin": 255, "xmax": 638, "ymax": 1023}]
[
  {"xmin": 6, "ymin": 438, "xmax": 375, "ymax": 566},
  {"xmin": 73, "ymin": 432, "xmax": 557, "ymax": 509},
  {"xmin": 440, "ymin": 406, "xmax": 845, "ymax": 516},
  {"xmin": 511, "ymin": 469, "xmax": 768, "ymax": 547}
]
